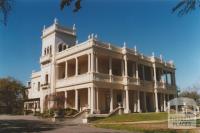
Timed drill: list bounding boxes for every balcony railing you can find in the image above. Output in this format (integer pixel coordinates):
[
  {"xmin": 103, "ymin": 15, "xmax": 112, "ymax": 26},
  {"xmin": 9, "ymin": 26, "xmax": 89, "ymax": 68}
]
[
  {"xmin": 41, "ymin": 83, "xmax": 50, "ymax": 89},
  {"xmin": 112, "ymin": 75, "xmax": 123, "ymax": 84},
  {"xmin": 40, "ymin": 54, "xmax": 52, "ymax": 64},
  {"xmin": 140, "ymin": 80, "xmax": 154, "ymax": 89},
  {"xmin": 56, "ymin": 73, "xmax": 91, "ymax": 88},
  {"xmin": 127, "ymin": 77, "xmax": 138, "ymax": 85},
  {"xmin": 94, "ymin": 73, "xmax": 110, "ymax": 82},
  {"xmin": 94, "ymin": 73, "xmax": 138, "ymax": 85}
]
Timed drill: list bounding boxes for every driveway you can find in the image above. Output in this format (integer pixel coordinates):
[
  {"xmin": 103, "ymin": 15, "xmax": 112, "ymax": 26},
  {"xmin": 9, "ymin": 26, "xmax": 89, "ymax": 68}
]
[{"xmin": 0, "ymin": 115, "xmax": 128, "ymax": 133}]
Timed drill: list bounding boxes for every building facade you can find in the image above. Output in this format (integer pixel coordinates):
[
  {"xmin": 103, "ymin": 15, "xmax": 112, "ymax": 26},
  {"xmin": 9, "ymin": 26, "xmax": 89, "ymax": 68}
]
[{"xmin": 24, "ymin": 19, "xmax": 177, "ymax": 114}]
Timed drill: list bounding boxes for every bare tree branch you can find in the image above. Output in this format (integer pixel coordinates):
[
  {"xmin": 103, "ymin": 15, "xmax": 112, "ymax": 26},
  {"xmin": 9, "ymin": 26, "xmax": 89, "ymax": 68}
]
[
  {"xmin": 0, "ymin": 0, "xmax": 12, "ymax": 26},
  {"xmin": 172, "ymin": 0, "xmax": 200, "ymax": 16}
]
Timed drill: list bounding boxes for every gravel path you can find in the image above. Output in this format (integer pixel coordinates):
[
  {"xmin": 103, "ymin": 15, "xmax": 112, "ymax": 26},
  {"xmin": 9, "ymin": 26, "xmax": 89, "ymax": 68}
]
[{"xmin": 0, "ymin": 115, "xmax": 129, "ymax": 133}]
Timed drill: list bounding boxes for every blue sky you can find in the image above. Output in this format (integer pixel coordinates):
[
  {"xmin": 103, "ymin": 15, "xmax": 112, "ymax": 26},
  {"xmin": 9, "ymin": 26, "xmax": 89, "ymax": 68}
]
[{"xmin": 0, "ymin": 0, "xmax": 200, "ymax": 90}]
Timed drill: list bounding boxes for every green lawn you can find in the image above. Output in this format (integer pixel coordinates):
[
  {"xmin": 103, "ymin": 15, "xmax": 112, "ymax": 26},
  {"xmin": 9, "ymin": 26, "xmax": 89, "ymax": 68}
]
[
  {"xmin": 94, "ymin": 124, "xmax": 197, "ymax": 133},
  {"xmin": 95, "ymin": 124, "xmax": 176, "ymax": 133},
  {"xmin": 93, "ymin": 112, "xmax": 168, "ymax": 123},
  {"xmin": 92, "ymin": 113, "xmax": 199, "ymax": 133}
]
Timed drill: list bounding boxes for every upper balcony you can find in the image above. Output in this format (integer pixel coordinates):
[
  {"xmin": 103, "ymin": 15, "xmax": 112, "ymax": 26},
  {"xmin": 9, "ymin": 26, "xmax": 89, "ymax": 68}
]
[
  {"xmin": 40, "ymin": 54, "xmax": 52, "ymax": 64},
  {"xmin": 56, "ymin": 72, "xmax": 139, "ymax": 88}
]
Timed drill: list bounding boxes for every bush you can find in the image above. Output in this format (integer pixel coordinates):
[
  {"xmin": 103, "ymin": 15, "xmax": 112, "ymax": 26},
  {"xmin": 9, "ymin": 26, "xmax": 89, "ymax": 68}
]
[
  {"xmin": 39, "ymin": 108, "xmax": 79, "ymax": 118},
  {"xmin": 24, "ymin": 110, "xmax": 33, "ymax": 115},
  {"xmin": 41, "ymin": 109, "xmax": 55, "ymax": 118}
]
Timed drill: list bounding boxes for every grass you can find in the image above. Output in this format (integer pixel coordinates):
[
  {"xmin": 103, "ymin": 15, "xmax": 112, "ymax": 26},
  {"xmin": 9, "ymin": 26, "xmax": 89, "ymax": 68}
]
[
  {"xmin": 95, "ymin": 124, "xmax": 173, "ymax": 133},
  {"xmin": 93, "ymin": 112, "xmax": 168, "ymax": 123},
  {"xmin": 92, "ymin": 113, "xmax": 200, "ymax": 133},
  {"xmin": 94, "ymin": 123, "xmax": 197, "ymax": 133}
]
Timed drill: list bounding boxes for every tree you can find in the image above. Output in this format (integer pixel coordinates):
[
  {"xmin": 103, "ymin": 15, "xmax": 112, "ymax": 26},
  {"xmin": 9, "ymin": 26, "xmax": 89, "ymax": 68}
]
[
  {"xmin": 0, "ymin": 77, "xmax": 26, "ymax": 114},
  {"xmin": 172, "ymin": 0, "xmax": 200, "ymax": 16},
  {"xmin": 0, "ymin": 0, "xmax": 81, "ymax": 26},
  {"xmin": 60, "ymin": 0, "xmax": 81, "ymax": 12},
  {"xmin": 179, "ymin": 90, "xmax": 200, "ymax": 102},
  {"xmin": 0, "ymin": 0, "xmax": 12, "ymax": 25}
]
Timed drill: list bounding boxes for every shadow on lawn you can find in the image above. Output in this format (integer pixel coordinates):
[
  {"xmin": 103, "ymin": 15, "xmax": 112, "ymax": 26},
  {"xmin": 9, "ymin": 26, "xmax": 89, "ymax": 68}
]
[{"xmin": 0, "ymin": 119, "xmax": 63, "ymax": 133}]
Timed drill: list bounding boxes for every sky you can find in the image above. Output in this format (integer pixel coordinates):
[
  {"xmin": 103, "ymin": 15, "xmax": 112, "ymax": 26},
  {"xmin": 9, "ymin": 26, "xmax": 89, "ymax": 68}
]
[{"xmin": 0, "ymin": 0, "xmax": 200, "ymax": 90}]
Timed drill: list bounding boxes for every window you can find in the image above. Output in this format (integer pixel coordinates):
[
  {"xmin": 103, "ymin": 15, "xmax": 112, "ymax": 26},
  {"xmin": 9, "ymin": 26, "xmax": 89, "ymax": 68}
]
[
  {"xmin": 45, "ymin": 74, "xmax": 48, "ymax": 84},
  {"xmin": 44, "ymin": 48, "xmax": 46, "ymax": 55},
  {"xmin": 58, "ymin": 44, "xmax": 62, "ymax": 52},
  {"xmin": 47, "ymin": 47, "xmax": 49, "ymax": 54},
  {"xmin": 50, "ymin": 46, "xmax": 52, "ymax": 54},
  {"xmin": 63, "ymin": 45, "xmax": 66, "ymax": 50},
  {"xmin": 38, "ymin": 82, "xmax": 40, "ymax": 91}
]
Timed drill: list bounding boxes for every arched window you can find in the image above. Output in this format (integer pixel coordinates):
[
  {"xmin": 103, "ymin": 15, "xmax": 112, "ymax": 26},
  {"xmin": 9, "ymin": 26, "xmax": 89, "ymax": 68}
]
[
  {"xmin": 50, "ymin": 46, "xmax": 52, "ymax": 54},
  {"xmin": 58, "ymin": 44, "xmax": 62, "ymax": 52},
  {"xmin": 47, "ymin": 47, "xmax": 49, "ymax": 54},
  {"xmin": 38, "ymin": 82, "xmax": 40, "ymax": 91},
  {"xmin": 44, "ymin": 48, "xmax": 46, "ymax": 55},
  {"xmin": 45, "ymin": 74, "xmax": 48, "ymax": 84},
  {"xmin": 63, "ymin": 45, "xmax": 66, "ymax": 50}
]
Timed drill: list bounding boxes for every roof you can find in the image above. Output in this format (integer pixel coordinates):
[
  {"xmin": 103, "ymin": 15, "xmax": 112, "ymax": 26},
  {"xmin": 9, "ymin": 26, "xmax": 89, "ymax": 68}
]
[{"xmin": 169, "ymin": 97, "xmax": 197, "ymax": 106}]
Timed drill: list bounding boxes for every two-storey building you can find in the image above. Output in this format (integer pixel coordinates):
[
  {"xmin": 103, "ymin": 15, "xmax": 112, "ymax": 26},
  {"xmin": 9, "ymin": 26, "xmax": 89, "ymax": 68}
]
[{"xmin": 24, "ymin": 19, "xmax": 177, "ymax": 114}]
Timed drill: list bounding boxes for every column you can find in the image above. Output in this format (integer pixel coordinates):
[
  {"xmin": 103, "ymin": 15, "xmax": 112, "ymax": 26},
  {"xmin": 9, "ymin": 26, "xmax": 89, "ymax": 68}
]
[
  {"xmin": 88, "ymin": 88, "xmax": 91, "ymax": 108},
  {"xmin": 124, "ymin": 55, "xmax": 128, "ymax": 76},
  {"xmin": 90, "ymin": 86, "xmax": 95, "ymax": 114},
  {"xmin": 75, "ymin": 57, "xmax": 78, "ymax": 76},
  {"xmin": 124, "ymin": 86, "xmax": 130, "ymax": 113},
  {"xmin": 40, "ymin": 97, "xmax": 44, "ymax": 113},
  {"xmin": 109, "ymin": 57, "xmax": 112, "ymax": 75},
  {"xmin": 96, "ymin": 54, "xmax": 98, "ymax": 73},
  {"xmin": 91, "ymin": 52, "xmax": 94, "ymax": 73},
  {"xmin": 134, "ymin": 92, "xmax": 137, "ymax": 112},
  {"xmin": 121, "ymin": 60, "xmax": 124, "ymax": 76},
  {"xmin": 137, "ymin": 90, "xmax": 141, "ymax": 112},
  {"xmin": 153, "ymin": 63, "xmax": 157, "ymax": 88},
  {"xmin": 164, "ymin": 94, "xmax": 166, "ymax": 112},
  {"xmin": 144, "ymin": 92, "xmax": 147, "ymax": 112},
  {"xmin": 96, "ymin": 88, "xmax": 99, "ymax": 113},
  {"xmin": 110, "ymin": 89, "xmax": 113, "ymax": 112},
  {"xmin": 136, "ymin": 62, "xmax": 139, "ymax": 84},
  {"xmin": 88, "ymin": 54, "xmax": 90, "ymax": 73},
  {"xmin": 65, "ymin": 61, "xmax": 68, "ymax": 78},
  {"xmin": 75, "ymin": 89, "xmax": 78, "ymax": 110},
  {"xmin": 154, "ymin": 90, "xmax": 159, "ymax": 112},
  {"xmin": 109, "ymin": 57, "xmax": 112, "ymax": 82},
  {"xmin": 122, "ymin": 91, "xmax": 126, "ymax": 109},
  {"xmin": 64, "ymin": 91, "xmax": 68, "ymax": 108},
  {"xmin": 136, "ymin": 62, "xmax": 139, "ymax": 79}
]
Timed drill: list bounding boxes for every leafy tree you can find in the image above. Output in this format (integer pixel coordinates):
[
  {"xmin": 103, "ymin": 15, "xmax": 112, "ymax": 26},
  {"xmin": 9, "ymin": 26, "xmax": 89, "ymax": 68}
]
[
  {"xmin": 172, "ymin": 0, "xmax": 200, "ymax": 16},
  {"xmin": 0, "ymin": 77, "xmax": 26, "ymax": 114},
  {"xmin": 60, "ymin": 0, "xmax": 81, "ymax": 12},
  {"xmin": 0, "ymin": 0, "xmax": 81, "ymax": 26},
  {"xmin": 0, "ymin": 0, "xmax": 12, "ymax": 25}
]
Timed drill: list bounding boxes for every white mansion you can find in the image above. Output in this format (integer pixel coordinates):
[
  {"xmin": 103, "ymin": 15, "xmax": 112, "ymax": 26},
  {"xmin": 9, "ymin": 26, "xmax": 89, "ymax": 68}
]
[{"xmin": 24, "ymin": 19, "xmax": 177, "ymax": 114}]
